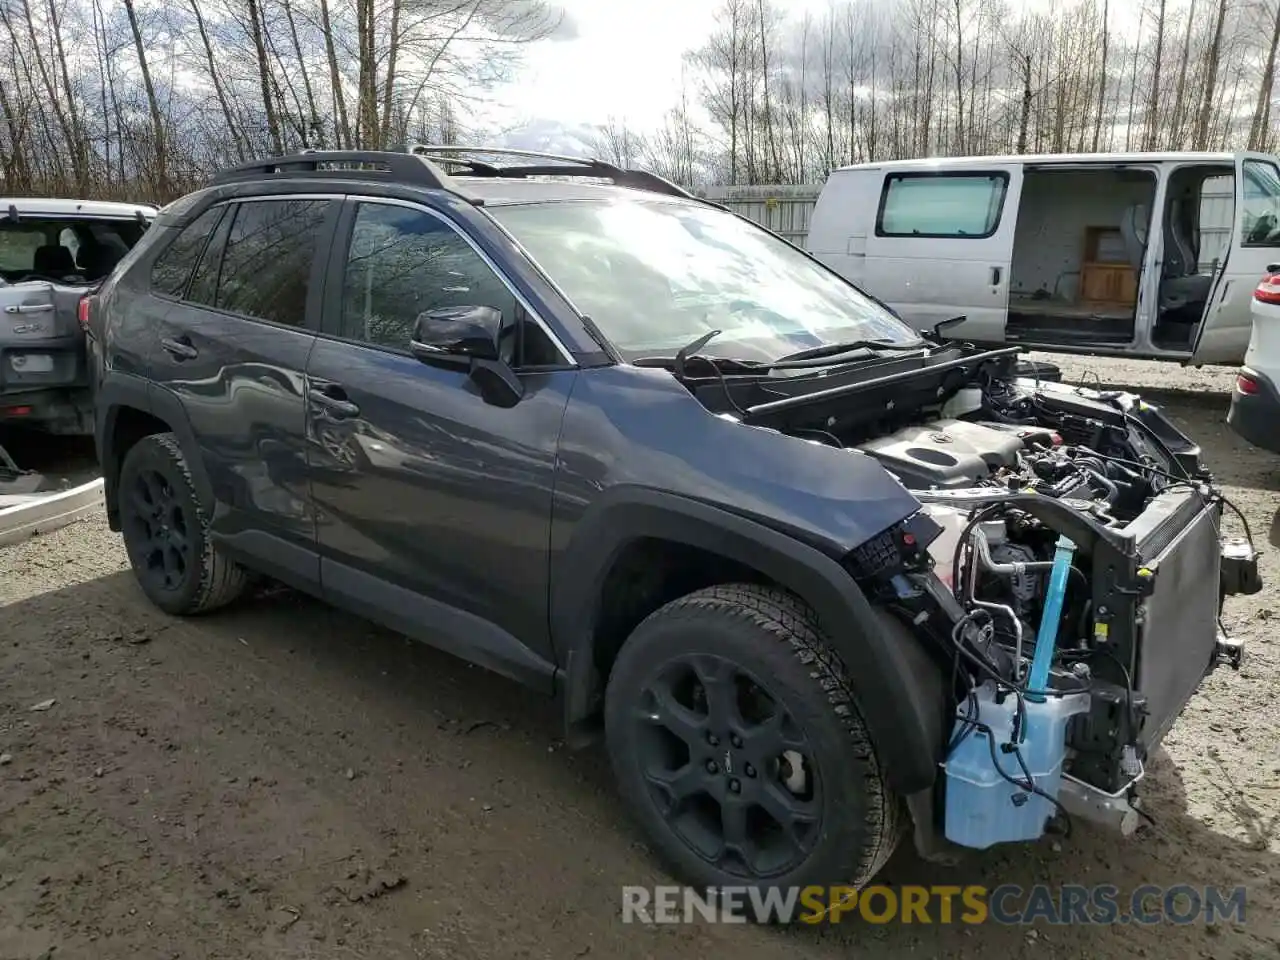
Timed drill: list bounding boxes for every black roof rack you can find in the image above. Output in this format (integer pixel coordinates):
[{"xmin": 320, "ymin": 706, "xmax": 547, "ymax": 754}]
[
  {"xmin": 407, "ymin": 144, "xmax": 702, "ymax": 202},
  {"xmin": 209, "ymin": 150, "xmax": 484, "ymax": 205}
]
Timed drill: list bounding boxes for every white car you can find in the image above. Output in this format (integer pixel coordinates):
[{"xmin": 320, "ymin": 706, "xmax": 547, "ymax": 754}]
[
  {"xmin": 1227, "ymin": 265, "xmax": 1280, "ymax": 453},
  {"xmin": 0, "ymin": 197, "xmax": 157, "ymax": 435}
]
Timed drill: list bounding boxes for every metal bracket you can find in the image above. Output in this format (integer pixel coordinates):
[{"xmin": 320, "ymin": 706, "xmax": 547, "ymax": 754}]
[{"xmin": 1214, "ymin": 628, "xmax": 1245, "ymax": 671}]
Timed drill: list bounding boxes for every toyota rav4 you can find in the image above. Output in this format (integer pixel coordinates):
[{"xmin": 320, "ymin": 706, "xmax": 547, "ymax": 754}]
[{"xmin": 88, "ymin": 148, "xmax": 1260, "ymax": 903}]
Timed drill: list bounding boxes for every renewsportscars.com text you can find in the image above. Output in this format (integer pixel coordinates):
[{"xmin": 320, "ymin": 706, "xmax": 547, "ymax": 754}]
[{"xmin": 621, "ymin": 883, "xmax": 1248, "ymax": 925}]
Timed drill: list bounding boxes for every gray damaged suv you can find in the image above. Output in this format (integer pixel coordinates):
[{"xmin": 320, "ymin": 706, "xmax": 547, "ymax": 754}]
[{"xmin": 88, "ymin": 148, "xmax": 1260, "ymax": 900}]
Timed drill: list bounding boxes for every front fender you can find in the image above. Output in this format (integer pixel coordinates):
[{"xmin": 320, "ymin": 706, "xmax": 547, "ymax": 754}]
[{"xmin": 553, "ymin": 485, "xmax": 947, "ymax": 796}]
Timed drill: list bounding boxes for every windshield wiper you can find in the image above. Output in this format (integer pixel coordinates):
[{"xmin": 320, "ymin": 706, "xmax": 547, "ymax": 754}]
[
  {"xmin": 673, "ymin": 328, "xmax": 721, "ymax": 380},
  {"xmin": 633, "ymin": 329, "xmax": 767, "ymax": 378},
  {"xmin": 634, "ymin": 331, "xmax": 930, "ymax": 379},
  {"xmin": 772, "ymin": 338, "xmax": 928, "ymax": 364}
]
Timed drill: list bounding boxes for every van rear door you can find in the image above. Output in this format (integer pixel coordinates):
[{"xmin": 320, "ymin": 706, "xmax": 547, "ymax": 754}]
[
  {"xmin": 861, "ymin": 164, "xmax": 1020, "ymax": 343},
  {"xmin": 1192, "ymin": 153, "xmax": 1280, "ymax": 364}
]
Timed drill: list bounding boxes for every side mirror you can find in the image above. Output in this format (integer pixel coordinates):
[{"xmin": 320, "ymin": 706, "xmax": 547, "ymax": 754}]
[
  {"xmin": 410, "ymin": 305, "xmax": 503, "ymax": 362},
  {"xmin": 408, "ymin": 304, "xmax": 523, "ymax": 408}
]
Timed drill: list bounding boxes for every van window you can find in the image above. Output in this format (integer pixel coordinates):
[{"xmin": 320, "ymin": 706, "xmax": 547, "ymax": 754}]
[
  {"xmin": 1241, "ymin": 159, "xmax": 1280, "ymax": 247},
  {"xmin": 877, "ymin": 173, "xmax": 1009, "ymax": 239}
]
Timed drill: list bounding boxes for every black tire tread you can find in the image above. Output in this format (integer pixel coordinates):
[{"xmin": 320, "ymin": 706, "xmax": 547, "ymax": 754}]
[
  {"xmin": 627, "ymin": 582, "xmax": 903, "ymax": 888},
  {"xmin": 120, "ymin": 432, "xmax": 248, "ymax": 615}
]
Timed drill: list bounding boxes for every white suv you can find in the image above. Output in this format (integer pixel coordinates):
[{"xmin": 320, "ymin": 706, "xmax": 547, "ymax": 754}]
[
  {"xmin": 0, "ymin": 198, "xmax": 157, "ymax": 435},
  {"xmin": 1227, "ymin": 266, "xmax": 1280, "ymax": 454}
]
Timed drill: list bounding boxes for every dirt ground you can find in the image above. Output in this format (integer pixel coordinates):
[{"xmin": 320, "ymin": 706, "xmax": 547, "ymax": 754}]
[{"xmin": 1, "ymin": 356, "xmax": 1277, "ymax": 960}]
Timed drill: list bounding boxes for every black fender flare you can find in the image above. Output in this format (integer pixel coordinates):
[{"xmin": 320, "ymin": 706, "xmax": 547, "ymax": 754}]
[
  {"xmin": 96, "ymin": 373, "xmax": 215, "ymax": 528},
  {"xmin": 552, "ymin": 487, "xmax": 946, "ymax": 796}
]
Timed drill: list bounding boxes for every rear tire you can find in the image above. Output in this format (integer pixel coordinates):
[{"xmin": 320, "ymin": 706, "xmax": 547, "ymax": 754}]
[
  {"xmin": 117, "ymin": 432, "xmax": 247, "ymax": 615},
  {"xmin": 604, "ymin": 584, "xmax": 901, "ymax": 914}
]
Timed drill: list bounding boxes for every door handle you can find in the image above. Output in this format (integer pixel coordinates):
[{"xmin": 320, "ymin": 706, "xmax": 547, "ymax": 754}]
[
  {"xmin": 311, "ymin": 386, "xmax": 360, "ymax": 420},
  {"xmin": 990, "ymin": 266, "xmax": 1002, "ymax": 286},
  {"xmin": 4, "ymin": 303, "xmax": 53, "ymax": 315},
  {"xmin": 160, "ymin": 336, "xmax": 198, "ymax": 361}
]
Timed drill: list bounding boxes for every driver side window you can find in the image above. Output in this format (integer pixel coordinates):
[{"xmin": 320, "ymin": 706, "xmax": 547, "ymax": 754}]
[
  {"xmin": 341, "ymin": 204, "xmax": 516, "ymax": 349},
  {"xmin": 340, "ymin": 203, "xmax": 561, "ymax": 366}
]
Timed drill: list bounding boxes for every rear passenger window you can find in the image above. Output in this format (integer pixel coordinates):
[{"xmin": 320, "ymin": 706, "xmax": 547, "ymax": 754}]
[
  {"xmin": 150, "ymin": 206, "xmax": 224, "ymax": 296},
  {"xmin": 877, "ymin": 173, "xmax": 1008, "ymax": 239},
  {"xmin": 214, "ymin": 199, "xmax": 328, "ymax": 326}
]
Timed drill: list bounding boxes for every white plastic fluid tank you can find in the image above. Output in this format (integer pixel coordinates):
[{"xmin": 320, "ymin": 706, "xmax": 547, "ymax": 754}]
[
  {"xmin": 942, "ymin": 387, "xmax": 984, "ymax": 419},
  {"xmin": 921, "ymin": 504, "xmax": 969, "ymax": 591}
]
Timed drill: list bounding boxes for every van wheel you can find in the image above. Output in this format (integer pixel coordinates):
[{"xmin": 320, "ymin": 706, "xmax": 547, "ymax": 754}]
[
  {"xmin": 117, "ymin": 432, "xmax": 247, "ymax": 615},
  {"xmin": 604, "ymin": 584, "xmax": 901, "ymax": 909}
]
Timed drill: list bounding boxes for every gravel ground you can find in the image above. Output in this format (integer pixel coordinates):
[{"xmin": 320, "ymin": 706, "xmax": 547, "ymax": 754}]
[{"xmin": 0, "ymin": 356, "xmax": 1277, "ymax": 959}]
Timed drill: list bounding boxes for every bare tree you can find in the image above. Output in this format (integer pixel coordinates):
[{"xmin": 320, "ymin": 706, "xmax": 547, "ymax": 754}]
[
  {"xmin": 1251, "ymin": 0, "xmax": 1280, "ymax": 150},
  {"xmin": 1143, "ymin": 0, "xmax": 1168, "ymax": 149},
  {"xmin": 1168, "ymin": 0, "xmax": 1198, "ymax": 145},
  {"xmin": 1093, "ymin": 0, "xmax": 1110, "ymax": 151},
  {"xmin": 123, "ymin": 0, "xmax": 168, "ymax": 194},
  {"xmin": 1195, "ymin": 0, "xmax": 1230, "ymax": 148}
]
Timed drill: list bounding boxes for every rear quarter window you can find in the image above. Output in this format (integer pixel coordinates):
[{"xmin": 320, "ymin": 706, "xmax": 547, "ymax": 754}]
[{"xmin": 150, "ymin": 206, "xmax": 225, "ymax": 297}]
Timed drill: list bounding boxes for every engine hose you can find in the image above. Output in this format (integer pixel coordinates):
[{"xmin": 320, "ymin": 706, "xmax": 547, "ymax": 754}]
[
  {"xmin": 1081, "ymin": 467, "xmax": 1119, "ymax": 506},
  {"xmin": 980, "ymin": 403, "xmax": 1037, "ymax": 426},
  {"xmin": 950, "ymin": 503, "xmax": 1016, "ymax": 605},
  {"xmin": 1077, "ymin": 599, "xmax": 1093, "ymax": 645}
]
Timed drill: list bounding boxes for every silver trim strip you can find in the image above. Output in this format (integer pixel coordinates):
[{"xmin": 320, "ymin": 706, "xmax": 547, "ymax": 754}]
[
  {"xmin": 349, "ymin": 196, "xmax": 578, "ymax": 366},
  {"xmin": 222, "ymin": 193, "xmax": 347, "ymax": 202}
]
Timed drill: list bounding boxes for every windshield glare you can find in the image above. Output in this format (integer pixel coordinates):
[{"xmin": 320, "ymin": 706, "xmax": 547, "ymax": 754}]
[{"xmin": 490, "ymin": 198, "xmax": 918, "ymax": 362}]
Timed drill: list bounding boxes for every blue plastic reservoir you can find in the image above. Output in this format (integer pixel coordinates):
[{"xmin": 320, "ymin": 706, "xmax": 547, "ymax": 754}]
[
  {"xmin": 944, "ymin": 682, "xmax": 1090, "ymax": 849},
  {"xmin": 1026, "ymin": 535, "xmax": 1077, "ymax": 701}
]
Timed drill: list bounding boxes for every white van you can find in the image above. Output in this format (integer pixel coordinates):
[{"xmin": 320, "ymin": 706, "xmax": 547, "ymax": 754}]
[{"xmin": 807, "ymin": 152, "xmax": 1280, "ymax": 365}]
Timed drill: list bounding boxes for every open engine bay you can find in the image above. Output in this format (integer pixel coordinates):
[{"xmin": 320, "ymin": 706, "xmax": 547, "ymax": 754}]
[{"xmin": 694, "ymin": 344, "xmax": 1263, "ymax": 848}]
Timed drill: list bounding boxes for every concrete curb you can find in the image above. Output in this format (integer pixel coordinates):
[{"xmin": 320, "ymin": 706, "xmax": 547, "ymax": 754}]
[{"xmin": 0, "ymin": 477, "xmax": 104, "ymax": 548}]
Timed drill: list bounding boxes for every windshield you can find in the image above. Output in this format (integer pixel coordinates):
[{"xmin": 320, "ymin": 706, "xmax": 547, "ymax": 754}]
[{"xmin": 489, "ymin": 198, "xmax": 918, "ymax": 362}]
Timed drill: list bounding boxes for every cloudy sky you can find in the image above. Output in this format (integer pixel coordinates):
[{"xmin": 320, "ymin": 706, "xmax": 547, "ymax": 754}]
[
  {"xmin": 482, "ymin": 0, "xmax": 1142, "ymax": 153},
  {"xmin": 486, "ymin": 0, "xmax": 833, "ymax": 152}
]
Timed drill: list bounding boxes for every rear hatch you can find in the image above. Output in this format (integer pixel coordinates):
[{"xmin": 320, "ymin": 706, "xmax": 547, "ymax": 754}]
[{"xmin": 0, "ymin": 281, "xmax": 82, "ymax": 393}]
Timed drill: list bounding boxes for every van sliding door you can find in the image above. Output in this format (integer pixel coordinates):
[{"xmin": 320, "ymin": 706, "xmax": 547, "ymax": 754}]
[{"xmin": 863, "ymin": 165, "xmax": 1020, "ymax": 344}]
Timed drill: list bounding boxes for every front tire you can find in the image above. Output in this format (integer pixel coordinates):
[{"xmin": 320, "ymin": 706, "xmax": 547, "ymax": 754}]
[
  {"xmin": 117, "ymin": 432, "xmax": 247, "ymax": 615},
  {"xmin": 604, "ymin": 584, "xmax": 901, "ymax": 907}
]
